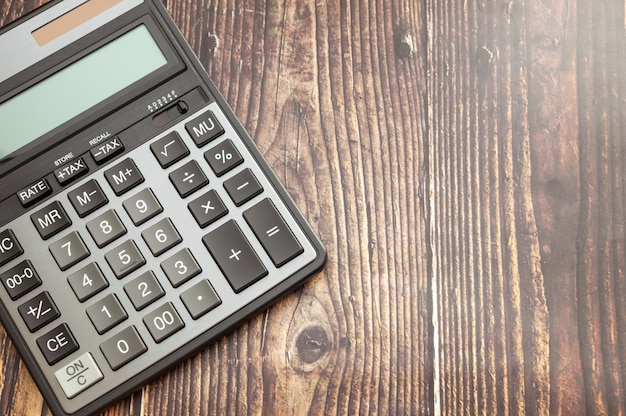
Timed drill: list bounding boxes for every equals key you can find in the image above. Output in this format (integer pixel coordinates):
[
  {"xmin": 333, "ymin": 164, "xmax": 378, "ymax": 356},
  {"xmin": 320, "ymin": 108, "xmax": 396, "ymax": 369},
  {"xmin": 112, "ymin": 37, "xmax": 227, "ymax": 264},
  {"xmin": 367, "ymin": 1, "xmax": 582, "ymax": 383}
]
[{"xmin": 243, "ymin": 198, "xmax": 303, "ymax": 267}]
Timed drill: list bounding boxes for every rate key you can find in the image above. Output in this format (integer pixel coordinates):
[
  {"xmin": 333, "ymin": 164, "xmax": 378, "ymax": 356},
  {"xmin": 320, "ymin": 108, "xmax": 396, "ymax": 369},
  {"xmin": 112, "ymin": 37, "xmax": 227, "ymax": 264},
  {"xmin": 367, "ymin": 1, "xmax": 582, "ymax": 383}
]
[{"xmin": 17, "ymin": 179, "xmax": 51, "ymax": 206}]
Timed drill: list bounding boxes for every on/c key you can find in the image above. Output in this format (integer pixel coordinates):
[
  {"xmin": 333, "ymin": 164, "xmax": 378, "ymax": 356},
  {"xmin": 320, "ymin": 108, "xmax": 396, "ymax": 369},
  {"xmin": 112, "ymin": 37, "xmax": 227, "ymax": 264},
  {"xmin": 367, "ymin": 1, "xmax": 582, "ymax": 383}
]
[{"xmin": 54, "ymin": 352, "xmax": 104, "ymax": 399}]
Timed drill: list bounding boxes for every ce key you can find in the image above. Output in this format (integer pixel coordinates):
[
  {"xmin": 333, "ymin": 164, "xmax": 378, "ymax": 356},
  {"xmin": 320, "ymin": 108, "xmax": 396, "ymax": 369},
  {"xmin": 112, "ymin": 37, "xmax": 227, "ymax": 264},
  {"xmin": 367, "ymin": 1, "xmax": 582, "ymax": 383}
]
[{"xmin": 0, "ymin": 229, "xmax": 23, "ymax": 267}]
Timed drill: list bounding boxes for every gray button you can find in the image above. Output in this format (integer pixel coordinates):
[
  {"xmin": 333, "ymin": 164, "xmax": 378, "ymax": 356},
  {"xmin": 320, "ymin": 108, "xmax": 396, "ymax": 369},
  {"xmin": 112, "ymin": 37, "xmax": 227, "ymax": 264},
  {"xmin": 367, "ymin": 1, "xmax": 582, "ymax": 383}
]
[
  {"xmin": 105, "ymin": 240, "xmax": 145, "ymax": 279},
  {"xmin": 143, "ymin": 302, "xmax": 184, "ymax": 343},
  {"xmin": 123, "ymin": 188, "xmax": 163, "ymax": 226},
  {"xmin": 67, "ymin": 262, "xmax": 108, "ymax": 302},
  {"xmin": 49, "ymin": 232, "xmax": 90, "ymax": 271},
  {"xmin": 202, "ymin": 220, "xmax": 267, "ymax": 293},
  {"xmin": 124, "ymin": 271, "xmax": 164, "ymax": 310},
  {"xmin": 180, "ymin": 279, "xmax": 221, "ymax": 319},
  {"xmin": 160, "ymin": 248, "xmax": 201, "ymax": 288},
  {"xmin": 141, "ymin": 218, "xmax": 182, "ymax": 257},
  {"xmin": 54, "ymin": 352, "xmax": 103, "ymax": 399},
  {"xmin": 87, "ymin": 209, "xmax": 126, "ymax": 248},
  {"xmin": 100, "ymin": 326, "xmax": 146, "ymax": 370},
  {"xmin": 86, "ymin": 294, "xmax": 127, "ymax": 334}
]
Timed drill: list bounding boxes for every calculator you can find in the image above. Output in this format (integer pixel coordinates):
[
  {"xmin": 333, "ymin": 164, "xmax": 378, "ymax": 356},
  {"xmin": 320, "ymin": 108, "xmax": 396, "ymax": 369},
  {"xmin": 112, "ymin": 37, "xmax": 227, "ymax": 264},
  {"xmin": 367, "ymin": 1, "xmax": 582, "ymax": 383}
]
[{"xmin": 0, "ymin": 0, "xmax": 326, "ymax": 414}]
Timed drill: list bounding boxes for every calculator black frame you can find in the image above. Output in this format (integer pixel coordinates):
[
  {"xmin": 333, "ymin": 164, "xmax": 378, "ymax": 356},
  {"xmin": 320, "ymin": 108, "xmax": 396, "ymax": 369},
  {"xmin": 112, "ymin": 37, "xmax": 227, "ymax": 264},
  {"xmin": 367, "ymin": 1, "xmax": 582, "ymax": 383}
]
[{"xmin": 0, "ymin": 1, "xmax": 327, "ymax": 415}]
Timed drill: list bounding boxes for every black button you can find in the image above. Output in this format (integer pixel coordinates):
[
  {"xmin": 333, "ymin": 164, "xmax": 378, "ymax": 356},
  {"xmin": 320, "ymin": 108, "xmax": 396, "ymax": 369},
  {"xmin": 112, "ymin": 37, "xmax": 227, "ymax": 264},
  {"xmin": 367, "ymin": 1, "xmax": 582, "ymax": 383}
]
[
  {"xmin": 243, "ymin": 199, "xmax": 304, "ymax": 267},
  {"xmin": 91, "ymin": 136, "xmax": 124, "ymax": 164},
  {"xmin": 150, "ymin": 131, "xmax": 189, "ymax": 168},
  {"xmin": 0, "ymin": 260, "xmax": 42, "ymax": 300},
  {"xmin": 223, "ymin": 168, "xmax": 263, "ymax": 206},
  {"xmin": 104, "ymin": 158, "xmax": 144, "ymax": 195},
  {"xmin": 0, "ymin": 229, "xmax": 23, "ymax": 267},
  {"xmin": 30, "ymin": 201, "xmax": 72, "ymax": 240},
  {"xmin": 17, "ymin": 179, "xmax": 52, "ymax": 206},
  {"xmin": 203, "ymin": 220, "xmax": 267, "ymax": 293},
  {"xmin": 67, "ymin": 179, "xmax": 108, "ymax": 217},
  {"xmin": 188, "ymin": 190, "xmax": 228, "ymax": 227},
  {"xmin": 18, "ymin": 291, "xmax": 61, "ymax": 332},
  {"xmin": 37, "ymin": 324, "xmax": 79, "ymax": 365},
  {"xmin": 204, "ymin": 139, "xmax": 243, "ymax": 176},
  {"xmin": 54, "ymin": 158, "xmax": 88, "ymax": 185},
  {"xmin": 168, "ymin": 160, "xmax": 208, "ymax": 198},
  {"xmin": 185, "ymin": 110, "xmax": 224, "ymax": 147}
]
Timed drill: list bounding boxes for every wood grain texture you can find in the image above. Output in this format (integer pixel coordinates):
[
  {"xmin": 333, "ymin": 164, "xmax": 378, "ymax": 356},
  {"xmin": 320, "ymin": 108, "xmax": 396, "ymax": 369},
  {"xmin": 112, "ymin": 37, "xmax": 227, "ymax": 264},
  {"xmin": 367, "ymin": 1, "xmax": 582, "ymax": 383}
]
[{"xmin": 0, "ymin": 0, "xmax": 625, "ymax": 415}]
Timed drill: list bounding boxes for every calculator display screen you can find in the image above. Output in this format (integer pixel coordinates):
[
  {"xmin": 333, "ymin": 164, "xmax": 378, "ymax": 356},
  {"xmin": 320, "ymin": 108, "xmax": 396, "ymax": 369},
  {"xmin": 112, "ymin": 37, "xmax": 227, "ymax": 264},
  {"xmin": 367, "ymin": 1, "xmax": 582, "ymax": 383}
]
[{"xmin": 0, "ymin": 24, "xmax": 167, "ymax": 159}]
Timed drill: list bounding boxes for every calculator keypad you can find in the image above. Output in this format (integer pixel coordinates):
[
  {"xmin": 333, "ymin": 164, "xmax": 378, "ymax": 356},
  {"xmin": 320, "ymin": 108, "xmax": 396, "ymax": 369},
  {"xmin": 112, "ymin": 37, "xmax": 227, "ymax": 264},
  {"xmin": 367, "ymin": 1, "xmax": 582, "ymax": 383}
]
[{"xmin": 0, "ymin": 103, "xmax": 318, "ymax": 412}]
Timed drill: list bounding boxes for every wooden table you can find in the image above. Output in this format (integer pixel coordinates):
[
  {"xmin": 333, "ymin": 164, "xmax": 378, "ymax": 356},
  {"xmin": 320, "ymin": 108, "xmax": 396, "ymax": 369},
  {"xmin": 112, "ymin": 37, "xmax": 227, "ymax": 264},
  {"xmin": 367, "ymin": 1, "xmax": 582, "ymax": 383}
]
[{"xmin": 1, "ymin": 0, "xmax": 625, "ymax": 414}]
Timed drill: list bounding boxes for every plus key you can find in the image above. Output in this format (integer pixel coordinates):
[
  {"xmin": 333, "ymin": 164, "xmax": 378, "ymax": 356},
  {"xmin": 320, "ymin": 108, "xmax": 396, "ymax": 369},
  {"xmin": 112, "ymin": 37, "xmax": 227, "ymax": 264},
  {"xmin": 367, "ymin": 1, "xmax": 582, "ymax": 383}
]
[{"xmin": 202, "ymin": 220, "xmax": 267, "ymax": 293}]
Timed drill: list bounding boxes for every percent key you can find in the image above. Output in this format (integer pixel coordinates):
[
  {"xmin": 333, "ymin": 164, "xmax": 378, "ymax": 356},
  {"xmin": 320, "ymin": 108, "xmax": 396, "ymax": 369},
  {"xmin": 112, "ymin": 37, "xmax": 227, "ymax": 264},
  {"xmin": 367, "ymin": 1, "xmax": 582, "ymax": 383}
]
[{"xmin": 205, "ymin": 139, "xmax": 243, "ymax": 176}]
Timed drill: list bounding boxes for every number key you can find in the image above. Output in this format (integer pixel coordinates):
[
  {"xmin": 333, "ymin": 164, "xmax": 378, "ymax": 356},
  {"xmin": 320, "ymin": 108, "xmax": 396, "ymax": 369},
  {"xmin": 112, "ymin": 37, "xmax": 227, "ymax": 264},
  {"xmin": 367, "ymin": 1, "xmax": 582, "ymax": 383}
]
[
  {"xmin": 86, "ymin": 294, "xmax": 127, "ymax": 334},
  {"xmin": 49, "ymin": 232, "xmax": 90, "ymax": 271},
  {"xmin": 100, "ymin": 326, "xmax": 147, "ymax": 370},
  {"xmin": 123, "ymin": 188, "xmax": 163, "ymax": 226},
  {"xmin": 160, "ymin": 248, "xmax": 201, "ymax": 288},
  {"xmin": 105, "ymin": 240, "xmax": 145, "ymax": 279},
  {"xmin": 141, "ymin": 218, "xmax": 182, "ymax": 257},
  {"xmin": 86, "ymin": 209, "xmax": 126, "ymax": 248},
  {"xmin": 124, "ymin": 271, "xmax": 164, "ymax": 310},
  {"xmin": 143, "ymin": 302, "xmax": 184, "ymax": 343},
  {"xmin": 67, "ymin": 263, "xmax": 108, "ymax": 302}
]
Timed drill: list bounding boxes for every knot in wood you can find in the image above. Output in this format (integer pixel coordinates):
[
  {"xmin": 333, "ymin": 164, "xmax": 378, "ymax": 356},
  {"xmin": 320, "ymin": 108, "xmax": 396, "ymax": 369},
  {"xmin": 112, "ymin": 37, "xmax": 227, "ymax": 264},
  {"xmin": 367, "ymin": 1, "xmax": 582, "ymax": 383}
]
[
  {"xmin": 296, "ymin": 325, "xmax": 331, "ymax": 364},
  {"xmin": 394, "ymin": 25, "xmax": 415, "ymax": 59}
]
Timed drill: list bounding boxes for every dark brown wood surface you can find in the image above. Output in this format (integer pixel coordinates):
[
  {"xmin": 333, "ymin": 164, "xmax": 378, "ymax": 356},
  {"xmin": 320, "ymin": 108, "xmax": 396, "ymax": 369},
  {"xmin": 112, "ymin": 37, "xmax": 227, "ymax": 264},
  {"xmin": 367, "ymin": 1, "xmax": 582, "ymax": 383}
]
[{"xmin": 1, "ymin": 0, "xmax": 625, "ymax": 414}]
